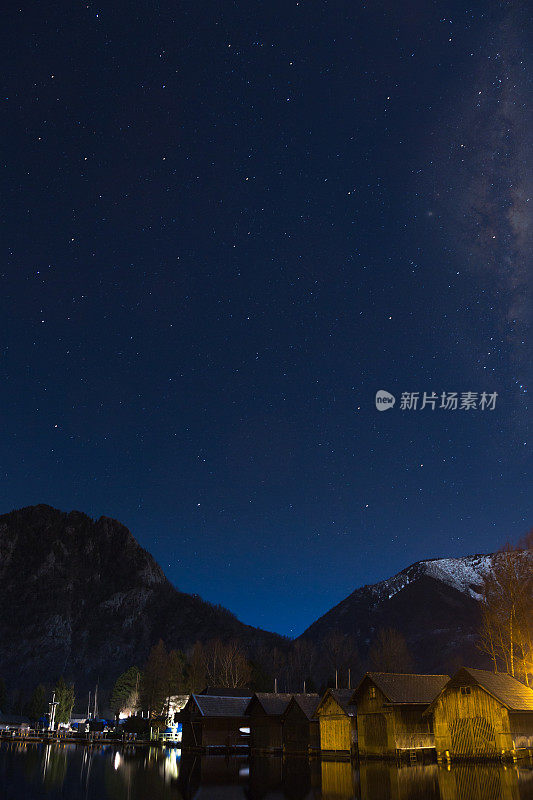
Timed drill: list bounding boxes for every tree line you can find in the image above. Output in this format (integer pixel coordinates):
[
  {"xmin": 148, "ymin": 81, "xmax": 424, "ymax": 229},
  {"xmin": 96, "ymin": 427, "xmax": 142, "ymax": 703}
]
[
  {"xmin": 109, "ymin": 626, "xmax": 415, "ymax": 719},
  {"xmin": 0, "ymin": 626, "xmax": 410, "ymax": 725},
  {"xmin": 0, "ymin": 677, "xmax": 75, "ymax": 727}
]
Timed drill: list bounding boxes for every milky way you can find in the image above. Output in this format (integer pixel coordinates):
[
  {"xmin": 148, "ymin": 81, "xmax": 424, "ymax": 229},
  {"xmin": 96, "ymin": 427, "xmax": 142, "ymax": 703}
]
[{"xmin": 436, "ymin": 3, "xmax": 532, "ymax": 371}]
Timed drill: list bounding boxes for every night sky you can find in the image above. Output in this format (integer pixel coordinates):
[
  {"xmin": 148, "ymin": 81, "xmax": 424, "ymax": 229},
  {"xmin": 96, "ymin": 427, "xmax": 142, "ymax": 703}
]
[{"xmin": 2, "ymin": 0, "xmax": 531, "ymax": 636}]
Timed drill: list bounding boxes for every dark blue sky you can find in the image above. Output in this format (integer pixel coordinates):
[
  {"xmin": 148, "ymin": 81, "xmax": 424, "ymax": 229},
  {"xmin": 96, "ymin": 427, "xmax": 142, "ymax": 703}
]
[{"xmin": 2, "ymin": 0, "xmax": 531, "ymax": 635}]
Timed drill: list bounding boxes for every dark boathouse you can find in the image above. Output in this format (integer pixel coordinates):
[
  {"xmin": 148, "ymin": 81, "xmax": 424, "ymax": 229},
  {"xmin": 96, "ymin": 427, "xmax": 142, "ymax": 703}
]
[
  {"xmin": 282, "ymin": 694, "xmax": 320, "ymax": 755},
  {"xmin": 180, "ymin": 693, "xmax": 252, "ymax": 751},
  {"xmin": 246, "ymin": 693, "xmax": 295, "ymax": 753}
]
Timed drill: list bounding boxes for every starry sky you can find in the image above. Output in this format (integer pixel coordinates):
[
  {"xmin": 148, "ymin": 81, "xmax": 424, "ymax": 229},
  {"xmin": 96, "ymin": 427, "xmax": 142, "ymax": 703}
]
[{"xmin": 2, "ymin": 0, "xmax": 531, "ymax": 636}]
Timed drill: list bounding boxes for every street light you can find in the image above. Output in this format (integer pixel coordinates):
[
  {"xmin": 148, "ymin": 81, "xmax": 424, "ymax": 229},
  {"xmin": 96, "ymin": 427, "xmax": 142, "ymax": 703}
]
[{"xmin": 48, "ymin": 693, "xmax": 59, "ymax": 732}]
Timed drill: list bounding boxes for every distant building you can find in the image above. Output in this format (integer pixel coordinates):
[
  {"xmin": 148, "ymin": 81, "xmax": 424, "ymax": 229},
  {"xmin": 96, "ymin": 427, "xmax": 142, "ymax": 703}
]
[
  {"xmin": 282, "ymin": 694, "xmax": 320, "ymax": 755},
  {"xmin": 167, "ymin": 694, "xmax": 189, "ymax": 721},
  {"xmin": 180, "ymin": 693, "xmax": 252, "ymax": 750},
  {"xmin": 352, "ymin": 672, "xmax": 449, "ymax": 758},
  {"xmin": 425, "ymin": 667, "xmax": 533, "ymax": 761},
  {"xmin": 69, "ymin": 715, "xmax": 88, "ymax": 731},
  {"xmin": 316, "ymin": 689, "xmax": 357, "ymax": 756},
  {"xmin": 0, "ymin": 714, "xmax": 30, "ymax": 731}
]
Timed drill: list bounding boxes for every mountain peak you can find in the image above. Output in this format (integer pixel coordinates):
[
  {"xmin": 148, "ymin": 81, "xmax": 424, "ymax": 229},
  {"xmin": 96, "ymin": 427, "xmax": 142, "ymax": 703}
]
[
  {"xmin": 301, "ymin": 552, "xmax": 497, "ymax": 674},
  {"xmin": 0, "ymin": 504, "xmax": 283, "ymax": 695}
]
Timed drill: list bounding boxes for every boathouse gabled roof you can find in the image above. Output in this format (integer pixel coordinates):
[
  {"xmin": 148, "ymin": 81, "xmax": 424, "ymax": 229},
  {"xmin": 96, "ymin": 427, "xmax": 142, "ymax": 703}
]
[
  {"xmin": 316, "ymin": 688, "xmax": 357, "ymax": 717},
  {"xmin": 288, "ymin": 693, "xmax": 321, "ymax": 719},
  {"xmin": 329, "ymin": 689, "xmax": 357, "ymax": 714},
  {"xmin": 353, "ymin": 672, "xmax": 449, "ymax": 705},
  {"xmin": 245, "ymin": 693, "xmax": 295, "ymax": 716},
  {"xmin": 425, "ymin": 667, "xmax": 533, "ymax": 714},
  {"xmin": 189, "ymin": 693, "xmax": 252, "ymax": 717}
]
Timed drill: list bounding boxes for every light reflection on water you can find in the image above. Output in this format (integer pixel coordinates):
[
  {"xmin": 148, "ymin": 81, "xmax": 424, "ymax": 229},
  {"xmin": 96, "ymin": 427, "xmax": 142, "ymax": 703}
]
[{"xmin": 0, "ymin": 742, "xmax": 532, "ymax": 800}]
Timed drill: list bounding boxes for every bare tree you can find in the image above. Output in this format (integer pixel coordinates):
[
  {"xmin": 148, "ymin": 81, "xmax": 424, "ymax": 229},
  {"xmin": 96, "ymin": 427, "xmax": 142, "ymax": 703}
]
[
  {"xmin": 201, "ymin": 639, "xmax": 224, "ymax": 687},
  {"xmin": 287, "ymin": 639, "xmax": 317, "ymax": 692},
  {"xmin": 255, "ymin": 645, "xmax": 287, "ymax": 691},
  {"xmin": 478, "ymin": 605, "xmax": 499, "ymax": 672},
  {"xmin": 187, "ymin": 642, "xmax": 207, "ymax": 692},
  {"xmin": 368, "ymin": 628, "xmax": 414, "ymax": 673},
  {"xmin": 219, "ymin": 640, "xmax": 251, "ymax": 687},
  {"xmin": 519, "ymin": 529, "xmax": 533, "ymax": 551},
  {"xmin": 477, "ymin": 540, "xmax": 532, "ymax": 685},
  {"xmin": 323, "ymin": 630, "xmax": 360, "ymax": 688},
  {"xmin": 192, "ymin": 639, "xmax": 251, "ymax": 688},
  {"xmin": 142, "ymin": 640, "xmax": 169, "ymax": 716}
]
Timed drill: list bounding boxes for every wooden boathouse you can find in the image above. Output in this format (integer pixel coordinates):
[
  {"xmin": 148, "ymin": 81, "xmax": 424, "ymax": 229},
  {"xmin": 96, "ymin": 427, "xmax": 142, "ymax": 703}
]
[
  {"xmin": 246, "ymin": 693, "xmax": 294, "ymax": 753},
  {"xmin": 315, "ymin": 689, "xmax": 357, "ymax": 757},
  {"xmin": 425, "ymin": 667, "xmax": 533, "ymax": 761},
  {"xmin": 180, "ymin": 693, "xmax": 252, "ymax": 751},
  {"xmin": 282, "ymin": 694, "xmax": 320, "ymax": 755},
  {"xmin": 352, "ymin": 672, "xmax": 449, "ymax": 759}
]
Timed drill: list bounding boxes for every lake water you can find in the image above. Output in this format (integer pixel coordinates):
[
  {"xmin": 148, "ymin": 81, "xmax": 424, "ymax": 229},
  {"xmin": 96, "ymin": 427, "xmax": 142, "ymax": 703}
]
[{"xmin": 1, "ymin": 742, "xmax": 533, "ymax": 800}]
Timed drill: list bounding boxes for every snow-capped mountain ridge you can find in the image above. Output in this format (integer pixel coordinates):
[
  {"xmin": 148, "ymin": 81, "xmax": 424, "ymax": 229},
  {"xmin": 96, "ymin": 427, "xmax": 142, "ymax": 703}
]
[{"xmin": 364, "ymin": 553, "xmax": 494, "ymax": 605}]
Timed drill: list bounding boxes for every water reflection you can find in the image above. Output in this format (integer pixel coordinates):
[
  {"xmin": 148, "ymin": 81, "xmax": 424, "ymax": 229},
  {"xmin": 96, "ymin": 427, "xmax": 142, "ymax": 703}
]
[
  {"xmin": 0, "ymin": 741, "xmax": 532, "ymax": 800},
  {"xmin": 178, "ymin": 753, "xmax": 249, "ymax": 799},
  {"xmin": 247, "ymin": 755, "xmax": 319, "ymax": 800},
  {"xmin": 321, "ymin": 759, "xmax": 357, "ymax": 800},
  {"xmin": 359, "ymin": 762, "xmax": 440, "ymax": 800},
  {"xmin": 41, "ymin": 742, "xmax": 69, "ymax": 788},
  {"xmin": 438, "ymin": 763, "xmax": 523, "ymax": 800},
  {"xmin": 0, "ymin": 742, "xmax": 183, "ymax": 800}
]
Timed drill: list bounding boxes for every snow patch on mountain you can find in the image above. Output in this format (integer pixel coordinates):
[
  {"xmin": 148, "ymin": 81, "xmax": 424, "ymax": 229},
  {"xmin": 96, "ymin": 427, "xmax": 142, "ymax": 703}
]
[
  {"xmin": 421, "ymin": 555, "xmax": 494, "ymax": 599},
  {"xmin": 367, "ymin": 554, "xmax": 494, "ymax": 604}
]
